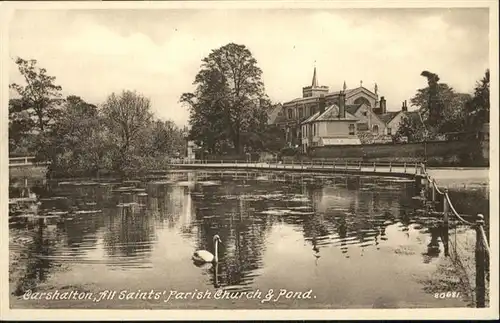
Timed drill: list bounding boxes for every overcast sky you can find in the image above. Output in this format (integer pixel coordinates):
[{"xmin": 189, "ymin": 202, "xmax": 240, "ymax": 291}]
[{"xmin": 8, "ymin": 7, "xmax": 490, "ymax": 127}]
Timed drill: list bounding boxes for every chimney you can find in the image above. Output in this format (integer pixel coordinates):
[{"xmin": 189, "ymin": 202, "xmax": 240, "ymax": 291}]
[
  {"xmin": 380, "ymin": 96, "xmax": 386, "ymax": 114},
  {"xmin": 339, "ymin": 91, "xmax": 346, "ymax": 118},
  {"xmin": 402, "ymin": 100, "xmax": 408, "ymax": 112},
  {"xmin": 319, "ymin": 94, "xmax": 326, "ymax": 115}
]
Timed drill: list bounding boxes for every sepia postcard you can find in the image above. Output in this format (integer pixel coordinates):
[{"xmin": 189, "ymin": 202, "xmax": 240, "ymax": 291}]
[{"xmin": 1, "ymin": 0, "xmax": 498, "ymax": 320}]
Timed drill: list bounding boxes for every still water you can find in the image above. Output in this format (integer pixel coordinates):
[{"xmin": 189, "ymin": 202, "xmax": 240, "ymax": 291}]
[{"xmin": 9, "ymin": 171, "xmax": 484, "ymax": 309}]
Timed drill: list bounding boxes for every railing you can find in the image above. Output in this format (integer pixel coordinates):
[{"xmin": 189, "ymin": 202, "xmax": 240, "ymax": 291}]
[
  {"xmin": 9, "ymin": 156, "xmax": 51, "ymax": 167},
  {"xmin": 420, "ymin": 163, "xmax": 490, "ymax": 308},
  {"xmin": 9, "ymin": 156, "xmax": 36, "ymax": 165},
  {"xmin": 169, "ymin": 159, "xmax": 424, "ymax": 176}
]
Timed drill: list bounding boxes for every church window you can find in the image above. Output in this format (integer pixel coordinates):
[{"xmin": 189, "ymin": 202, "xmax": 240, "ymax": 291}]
[
  {"xmin": 288, "ymin": 109, "xmax": 293, "ymax": 119},
  {"xmin": 372, "ymin": 124, "xmax": 379, "ymax": 134},
  {"xmin": 387, "ymin": 127, "xmax": 392, "ymax": 135},
  {"xmin": 354, "ymin": 96, "xmax": 371, "ymax": 107},
  {"xmin": 299, "ymin": 107, "xmax": 303, "ymax": 118}
]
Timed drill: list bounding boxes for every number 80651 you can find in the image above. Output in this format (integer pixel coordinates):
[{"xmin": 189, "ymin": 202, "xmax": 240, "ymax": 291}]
[{"xmin": 434, "ymin": 292, "xmax": 461, "ymax": 299}]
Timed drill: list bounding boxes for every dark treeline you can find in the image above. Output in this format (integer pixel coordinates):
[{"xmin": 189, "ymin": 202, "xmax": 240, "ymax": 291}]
[
  {"xmin": 393, "ymin": 69, "xmax": 490, "ymax": 143},
  {"xmin": 9, "ymin": 57, "xmax": 186, "ymax": 178}
]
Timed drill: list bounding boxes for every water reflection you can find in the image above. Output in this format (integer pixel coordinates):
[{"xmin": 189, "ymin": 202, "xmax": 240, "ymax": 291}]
[{"xmin": 9, "ymin": 171, "xmax": 486, "ymax": 308}]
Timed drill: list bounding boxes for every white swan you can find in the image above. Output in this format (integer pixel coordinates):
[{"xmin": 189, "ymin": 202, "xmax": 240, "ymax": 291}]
[{"xmin": 192, "ymin": 234, "xmax": 222, "ymax": 263}]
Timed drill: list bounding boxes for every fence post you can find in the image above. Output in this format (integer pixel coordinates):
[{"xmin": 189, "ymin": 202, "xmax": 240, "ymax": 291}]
[
  {"xmin": 358, "ymin": 161, "xmax": 361, "ymax": 170},
  {"xmin": 414, "ymin": 176, "xmax": 421, "ymax": 196},
  {"xmin": 373, "ymin": 162, "xmax": 376, "ymax": 172},
  {"xmin": 404, "ymin": 162, "xmax": 407, "ymax": 173},
  {"xmin": 389, "ymin": 161, "xmax": 392, "ymax": 172},
  {"xmin": 431, "ymin": 179, "xmax": 436, "ymax": 203},
  {"xmin": 475, "ymin": 213, "xmax": 486, "ymax": 308},
  {"xmin": 345, "ymin": 161, "xmax": 347, "ymax": 170},
  {"xmin": 442, "ymin": 189, "xmax": 449, "ymax": 257}
]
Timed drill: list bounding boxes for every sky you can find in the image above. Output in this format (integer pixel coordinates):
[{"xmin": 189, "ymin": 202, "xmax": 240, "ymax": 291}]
[{"xmin": 7, "ymin": 7, "xmax": 490, "ymax": 127}]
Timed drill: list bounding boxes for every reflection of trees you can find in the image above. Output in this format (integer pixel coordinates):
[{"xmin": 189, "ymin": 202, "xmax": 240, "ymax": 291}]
[
  {"xmin": 102, "ymin": 204, "xmax": 155, "ymax": 259},
  {"xmin": 285, "ymin": 180, "xmax": 416, "ymax": 257},
  {"xmin": 191, "ymin": 179, "xmax": 272, "ymax": 290},
  {"xmin": 12, "ymin": 219, "xmax": 60, "ymax": 296}
]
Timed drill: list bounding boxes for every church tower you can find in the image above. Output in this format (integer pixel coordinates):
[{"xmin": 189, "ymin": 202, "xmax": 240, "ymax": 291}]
[{"xmin": 302, "ymin": 67, "xmax": 329, "ymax": 98}]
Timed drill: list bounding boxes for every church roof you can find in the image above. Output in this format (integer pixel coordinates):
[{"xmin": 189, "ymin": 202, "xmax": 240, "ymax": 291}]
[
  {"xmin": 302, "ymin": 104, "xmax": 358, "ymax": 124},
  {"xmin": 284, "ymin": 86, "xmax": 377, "ymax": 106},
  {"xmin": 345, "ymin": 104, "xmax": 363, "ymax": 115}
]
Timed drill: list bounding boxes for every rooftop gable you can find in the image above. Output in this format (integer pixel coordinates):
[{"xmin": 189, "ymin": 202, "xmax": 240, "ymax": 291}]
[
  {"xmin": 378, "ymin": 111, "xmax": 400, "ymax": 124},
  {"xmin": 302, "ymin": 104, "xmax": 358, "ymax": 124}
]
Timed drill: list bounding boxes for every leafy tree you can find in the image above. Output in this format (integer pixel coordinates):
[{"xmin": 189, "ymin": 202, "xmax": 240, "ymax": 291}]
[
  {"xmin": 420, "ymin": 71, "xmax": 443, "ymax": 127},
  {"xmin": 9, "ymin": 98, "xmax": 36, "ymax": 154},
  {"xmin": 40, "ymin": 96, "xmax": 112, "ymax": 176},
  {"xmin": 181, "ymin": 43, "xmax": 270, "ymax": 154},
  {"xmin": 410, "ymin": 72, "xmax": 472, "ymax": 135},
  {"xmin": 140, "ymin": 120, "xmax": 185, "ymax": 158},
  {"xmin": 466, "ymin": 69, "xmax": 490, "ymax": 130},
  {"xmin": 180, "ymin": 69, "xmax": 228, "ymax": 154},
  {"xmin": 101, "ymin": 90, "xmax": 153, "ymax": 172},
  {"xmin": 9, "ymin": 57, "xmax": 63, "ymax": 133},
  {"xmin": 393, "ymin": 113, "xmax": 425, "ymax": 143},
  {"xmin": 440, "ymin": 93, "xmax": 471, "ymax": 133}
]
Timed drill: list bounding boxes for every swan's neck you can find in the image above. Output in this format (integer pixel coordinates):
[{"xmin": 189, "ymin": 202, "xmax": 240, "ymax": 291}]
[{"xmin": 214, "ymin": 240, "xmax": 219, "ymax": 263}]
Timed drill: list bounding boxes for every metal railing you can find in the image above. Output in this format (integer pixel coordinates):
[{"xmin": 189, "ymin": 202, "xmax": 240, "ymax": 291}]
[
  {"xmin": 420, "ymin": 163, "xmax": 490, "ymax": 308},
  {"xmin": 169, "ymin": 159, "xmax": 424, "ymax": 176}
]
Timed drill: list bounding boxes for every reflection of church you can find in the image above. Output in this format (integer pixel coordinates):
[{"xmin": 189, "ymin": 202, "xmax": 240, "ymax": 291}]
[{"xmin": 268, "ymin": 67, "xmax": 408, "ymax": 148}]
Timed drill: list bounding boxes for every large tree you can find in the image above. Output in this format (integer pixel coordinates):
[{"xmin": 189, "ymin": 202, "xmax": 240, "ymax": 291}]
[
  {"xmin": 102, "ymin": 90, "xmax": 153, "ymax": 171},
  {"xmin": 140, "ymin": 120, "xmax": 185, "ymax": 158},
  {"xmin": 181, "ymin": 43, "xmax": 270, "ymax": 154},
  {"xmin": 43, "ymin": 96, "xmax": 112, "ymax": 175},
  {"xmin": 393, "ymin": 113, "xmax": 425, "ymax": 143},
  {"xmin": 9, "ymin": 98, "xmax": 35, "ymax": 154},
  {"xmin": 420, "ymin": 70, "xmax": 443, "ymax": 127},
  {"xmin": 410, "ymin": 72, "xmax": 472, "ymax": 135},
  {"xmin": 9, "ymin": 57, "xmax": 63, "ymax": 133},
  {"xmin": 466, "ymin": 69, "xmax": 490, "ymax": 130}
]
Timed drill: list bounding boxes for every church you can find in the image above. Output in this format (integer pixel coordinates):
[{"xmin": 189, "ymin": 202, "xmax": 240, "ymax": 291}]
[{"xmin": 269, "ymin": 68, "xmax": 404, "ymax": 151}]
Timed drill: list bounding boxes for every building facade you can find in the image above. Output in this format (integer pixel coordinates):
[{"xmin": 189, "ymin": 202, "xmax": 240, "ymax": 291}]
[
  {"xmin": 269, "ymin": 68, "xmax": 417, "ymax": 147},
  {"xmin": 301, "ymin": 92, "xmax": 361, "ymax": 152}
]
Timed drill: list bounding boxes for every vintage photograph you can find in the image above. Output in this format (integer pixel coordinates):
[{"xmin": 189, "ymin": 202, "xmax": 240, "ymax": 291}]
[{"xmin": 2, "ymin": 0, "xmax": 498, "ymax": 320}]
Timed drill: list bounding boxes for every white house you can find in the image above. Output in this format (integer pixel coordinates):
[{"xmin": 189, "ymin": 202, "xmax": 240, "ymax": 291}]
[{"xmin": 301, "ymin": 92, "xmax": 361, "ymax": 152}]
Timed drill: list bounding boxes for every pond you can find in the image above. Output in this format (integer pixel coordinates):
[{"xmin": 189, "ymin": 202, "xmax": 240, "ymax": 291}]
[{"xmin": 9, "ymin": 170, "xmax": 486, "ymax": 309}]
